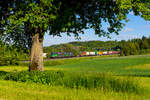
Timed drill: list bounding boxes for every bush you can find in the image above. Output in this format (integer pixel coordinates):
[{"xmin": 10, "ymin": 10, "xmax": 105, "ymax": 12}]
[
  {"xmin": 0, "ymin": 43, "xmax": 29, "ymax": 66},
  {"xmin": 0, "ymin": 56, "xmax": 20, "ymax": 66},
  {"xmin": 4, "ymin": 71, "xmax": 64, "ymax": 85}
]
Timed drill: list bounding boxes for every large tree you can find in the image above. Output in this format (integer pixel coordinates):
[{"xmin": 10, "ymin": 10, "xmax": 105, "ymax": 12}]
[{"xmin": 0, "ymin": 0, "xmax": 150, "ymax": 71}]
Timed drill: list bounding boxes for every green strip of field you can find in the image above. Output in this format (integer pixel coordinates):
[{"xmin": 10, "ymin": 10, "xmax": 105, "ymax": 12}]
[{"xmin": 44, "ymin": 54, "xmax": 150, "ymax": 76}]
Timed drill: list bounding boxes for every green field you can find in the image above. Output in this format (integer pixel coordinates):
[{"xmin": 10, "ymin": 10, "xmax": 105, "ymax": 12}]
[{"xmin": 1, "ymin": 55, "xmax": 150, "ymax": 100}]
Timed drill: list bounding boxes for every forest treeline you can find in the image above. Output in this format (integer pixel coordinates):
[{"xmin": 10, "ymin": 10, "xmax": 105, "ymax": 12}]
[
  {"xmin": 0, "ymin": 36, "xmax": 150, "ymax": 65},
  {"xmin": 44, "ymin": 36, "xmax": 150, "ymax": 57},
  {"xmin": 119, "ymin": 36, "xmax": 150, "ymax": 56}
]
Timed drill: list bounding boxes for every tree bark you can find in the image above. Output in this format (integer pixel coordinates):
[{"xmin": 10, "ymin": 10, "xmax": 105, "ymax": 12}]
[{"xmin": 29, "ymin": 32, "xmax": 44, "ymax": 71}]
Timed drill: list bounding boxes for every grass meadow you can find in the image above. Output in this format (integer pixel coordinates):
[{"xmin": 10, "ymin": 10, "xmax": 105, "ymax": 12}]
[{"xmin": 0, "ymin": 54, "xmax": 150, "ymax": 100}]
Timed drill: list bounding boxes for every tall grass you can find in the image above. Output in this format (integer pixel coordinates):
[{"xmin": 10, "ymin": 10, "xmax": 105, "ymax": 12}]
[
  {"xmin": 2, "ymin": 70, "xmax": 142, "ymax": 94},
  {"xmin": 0, "ymin": 79, "xmax": 145, "ymax": 100}
]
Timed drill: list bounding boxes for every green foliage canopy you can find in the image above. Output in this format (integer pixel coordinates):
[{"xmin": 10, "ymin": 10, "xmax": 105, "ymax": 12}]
[{"xmin": 0, "ymin": 0, "xmax": 150, "ymax": 48}]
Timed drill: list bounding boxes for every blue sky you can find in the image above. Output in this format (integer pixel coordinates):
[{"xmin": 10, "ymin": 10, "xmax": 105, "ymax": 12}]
[{"xmin": 43, "ymin": 13, "xmax": 150, "ymax": 47}]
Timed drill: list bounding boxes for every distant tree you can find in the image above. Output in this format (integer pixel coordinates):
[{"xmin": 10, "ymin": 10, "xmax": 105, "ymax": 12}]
[
  {"xmin": 140, "ymin": 40, "xmax": 149, "ymax": 49},
  {"xmin": 147, "ymin": 37, "xmax": 150, "ymax": 46},
  {"xmin": 134, "ymin": 42, "xmax": 140, "ymax": 51},
  {"xmin": 0, "ymin": 41, "xmax": 28, "ymax": 65},
  {"xmin": 129, "ymin": 43, "xmax": 139, "ymax": 55},
  {"xmin": 120, "ymin": 50, "xmax": 124, "ymax": 56},
  {"xmin": 123, "ymin": 46, "xmax": 130, "ymax": 56},
  {"xmin": 142, "ymin": 36, "xmax": 147, "ymax": 41}
]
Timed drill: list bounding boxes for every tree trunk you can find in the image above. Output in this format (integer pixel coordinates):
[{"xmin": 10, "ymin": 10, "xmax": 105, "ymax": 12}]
[{"xmin": 29, "ymin": 32, "xmax": 44, "ymax": 71}]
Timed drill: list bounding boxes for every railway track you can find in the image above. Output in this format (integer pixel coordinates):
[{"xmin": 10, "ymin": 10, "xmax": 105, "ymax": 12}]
[{"xmin": 22, "ymin": 55, "xmax": 101, "ymax": 62}]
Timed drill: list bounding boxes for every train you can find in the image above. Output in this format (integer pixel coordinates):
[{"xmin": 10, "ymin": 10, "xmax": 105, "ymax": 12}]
[{"xmin": 50, "ymin": 51, "xmax": 120, "ymax": 58}]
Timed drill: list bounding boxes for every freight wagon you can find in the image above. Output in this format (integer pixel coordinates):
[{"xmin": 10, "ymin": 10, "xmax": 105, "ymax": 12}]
[
  {"xmin": 103, "ymin": 51, "xmax": 108, "ymax": 55},
  {"xmin": 80, "ymin": 51, "xmax": 86, "ymax": 56},
  {"xmin": 80, "ymin": 51, "xmax": 96, "ymax": 56},
  {"xmin": 89, "ymin": 52, "xmax": 95, "ymax": 55},
  {"xmin": 97, "ymin": 51, "xmax": 103, "ymax": 55}
]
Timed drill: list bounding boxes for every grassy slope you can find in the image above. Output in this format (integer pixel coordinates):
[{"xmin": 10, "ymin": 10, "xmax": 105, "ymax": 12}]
[{"xmin": 0, "ymin": 55, "xmax": 150, "ymax": 100}]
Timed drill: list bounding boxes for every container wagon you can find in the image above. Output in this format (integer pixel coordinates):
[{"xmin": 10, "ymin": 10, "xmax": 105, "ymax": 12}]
[{"xmin": 89, "ymin": 52, "xmax": 95, "ymax": 56}]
